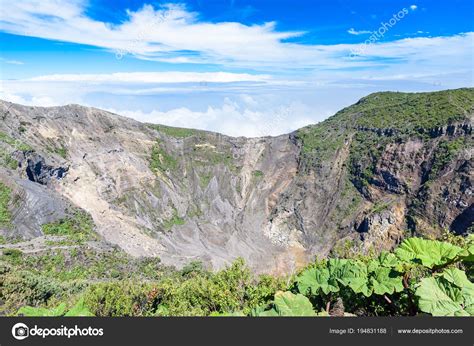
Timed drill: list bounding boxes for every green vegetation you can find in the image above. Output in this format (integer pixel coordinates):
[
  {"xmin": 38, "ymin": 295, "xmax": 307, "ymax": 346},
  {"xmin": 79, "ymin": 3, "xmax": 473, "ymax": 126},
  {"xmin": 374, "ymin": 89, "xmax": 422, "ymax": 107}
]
[
  {"xmin": 48, "ymin": 145, "xmax": 68, "ymax": 159},
  {"xmin": 2, "ymin": 248, "xmax": 23, "ymax": 263},
  {"xmin": 333, "ymin": 178, "xmax": 363, "ymax": 227},
  {"xmin": 297, "ymin": 88, "xmax": 474, "ymax": 174},
  {"xmin": 352, "ymin": 89, "xmax": 474, "ymax": 133},
  {"xmin": 162, "ymin": 209, "xmax": 185, "ymax": 231},
  {"xmin": 45, "ymin": 138, "xmax": 68, "ymax": 159},
  {"xmin": 148, "ymin": 124, "xmax": 199, "ymax": 138},
  {"xmin": 199, "ymin": 172, "xmax": 213, "ymax": 189},
  {"xmin": 0, "ymin": 131, "xmax": 32, "ymax": 169},
  {"xmin": 0, "ymin": 182, "xmax": 12, "ymax": 227},
  {"xmin": 0, "ymin": 149, "xmax": 18, "ymax": 170},
  {"xmin": 0, "ymin": 131, "xmax": 32, "ymax": 152},
  {"xmin": 1, "ymin": 234, "xmax": 472, "ymax": 317},
  {"xmin": 252, "ymin": 170, "xmax": 264, "ymax": 179},
  {"xmin": 148, "ymin": 127, "xmax": 238, "ymax": 177},
  {"xmin": 56, "ymin": 146, "xmax": 68, "ymax": 159},
  {"xmin": 18, "ymin": 298, "xmax": 93, "ymax": 317},
  {"xmin": 1, "ymin": 247, "xmax": 163, "ymax": 283},
  {"xmin": 415, "ymin": 268, "xmax": 473, "ymax": 316},
  {"xmin": 297, "ymin": 115, "xmax": 348, "ymax": 166},
  {"xmin": 41, "ymin": 211, "xmax": 97, "ymax": 243},
  {"xmin": 282, "ymin": 236, "xmax": 473, "ymax": 317},
  {"xmin": 429, "ymin": 137, "xmax": 467, "ymax": 179},
  {"xmin": 348, "ymin": 131, "xmax": 387, "ymax": 188},
  {"xmin": 187, "ymin": 205, "xmax": 203, "ymax": 218},
  {"xmin": 370, "ymin": 200, "xmax": 393, "ymax": 214},
  {"xmin": 254, "ymin": 291, "xmax": 322, "ymax": 316},
  {"xmin": 149, "ymin": 141, "xmax": 178, "ymax": 175},
  {"xmin": 192, "ymin": 145, "xmax": 235, "ymax": 170}
]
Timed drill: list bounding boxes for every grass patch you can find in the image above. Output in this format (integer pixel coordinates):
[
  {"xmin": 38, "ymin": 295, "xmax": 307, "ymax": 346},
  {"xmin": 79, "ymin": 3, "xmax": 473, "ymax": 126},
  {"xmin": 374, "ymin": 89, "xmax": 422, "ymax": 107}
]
[
  {"xmin": 0, "ymin": 148, "xmax": 18, "ymax": 170},
  {"xmin": 252, "ymin": 170, "xmax": 264, "ymax": 179},
  {"xmin": 41, "ymin": 211, "xmax": 96, "ymax": 243},
  {"xmin": 149, "ymin": 141, "xmax": 178, "ymax": 174},
  {"xmin": 187, "ymin": 206, "xmax": 203, "ymax": 218},
  {"xmin": 199, "ymin": 172, "xmax": 213, "ymax": 189},
  {"xmin": 370, "ymin": 200, "xmax": 392, "ymax": 214},
  {"xmin": 2, "ymin": 248, "xmax": 23, "ymax": 263},
  {"xmin": 56, "ymin": 146, "xmax": 68, "ymax": 159},
  {"xmin": 0, "ymin": 182, "xmax": 12, "ymax": 227},
  {"xmin": 0, "ymin": 131, "xmax": 32, "ymax": 152},
  {"xmin": 192, "ymin": 146, "xmax": 237, "ymax": 172},
  {"xmin": 162, "ymin": 209, "xmax": 185, "ymax": 231},
  {"xmin": 48, "ymin": 145, "xmax": 68, "ymax": 159},
  {"xmin": 148, "ymin": 124, "xmax": 198, "ymax": 138}
]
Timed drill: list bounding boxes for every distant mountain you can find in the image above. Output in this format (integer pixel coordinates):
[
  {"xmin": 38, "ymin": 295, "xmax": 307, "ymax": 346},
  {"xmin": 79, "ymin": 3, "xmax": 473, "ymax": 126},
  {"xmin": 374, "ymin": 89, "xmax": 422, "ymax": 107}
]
[{"xmin": 0, "ymin": 88, "xmax": 472, "ymax": 273}]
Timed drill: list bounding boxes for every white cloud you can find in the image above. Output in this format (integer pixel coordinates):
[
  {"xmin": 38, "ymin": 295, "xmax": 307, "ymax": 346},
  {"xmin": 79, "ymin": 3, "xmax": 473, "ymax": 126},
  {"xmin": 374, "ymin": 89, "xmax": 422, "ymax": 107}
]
[
  {"xmin": 0, "ymin": 0, "xmax": 460, "ymax": 71},
  {"xmin": 0, "ymin": 58, "xmax": 24, "ymax": 65},
  {"xmin": 0, "ymin": 1, "xmax": 311, "ymax": 68},
  {"xmin": 28, "ymin": 72, "xmax": 272, "ymax": 83},
  {"xmin": 410, "ymin": 5, "xmax": 418, "ymax": 11},
  {"xmin": 0, "ymin": 0, "xmax": 471, "ymax": 76},
  {"xmin": 347, "ymin": 28, "xmax": 372, "ymax": 35},
  {"xmin": 0, "ymin": 92, "xmax": 59, "ymax": 107},
  {"xmin": 107, "ymin": 99, "xmax": 317, "ymax": 137}
]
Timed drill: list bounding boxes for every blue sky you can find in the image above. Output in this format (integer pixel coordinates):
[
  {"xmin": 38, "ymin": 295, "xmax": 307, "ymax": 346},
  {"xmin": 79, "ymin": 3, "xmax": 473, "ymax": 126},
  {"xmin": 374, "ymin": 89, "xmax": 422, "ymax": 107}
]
[{"xmin": 0, "ymin": 0, "xmax": 473, "ymax": 136}]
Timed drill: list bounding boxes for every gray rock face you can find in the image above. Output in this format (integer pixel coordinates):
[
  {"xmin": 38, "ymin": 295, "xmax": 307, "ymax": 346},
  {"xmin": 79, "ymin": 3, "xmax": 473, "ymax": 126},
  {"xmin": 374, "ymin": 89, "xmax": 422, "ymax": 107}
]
[{"xmin": 0, "ymin": 173, "xmax": 69, "ymax": 239}]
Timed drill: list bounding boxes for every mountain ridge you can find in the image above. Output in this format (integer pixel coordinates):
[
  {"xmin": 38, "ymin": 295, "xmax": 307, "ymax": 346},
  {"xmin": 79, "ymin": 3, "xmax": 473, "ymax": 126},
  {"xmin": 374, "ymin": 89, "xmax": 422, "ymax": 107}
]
[{"xmin": 0, "ymin": 88, "xmax": 472, "ymax": 273}]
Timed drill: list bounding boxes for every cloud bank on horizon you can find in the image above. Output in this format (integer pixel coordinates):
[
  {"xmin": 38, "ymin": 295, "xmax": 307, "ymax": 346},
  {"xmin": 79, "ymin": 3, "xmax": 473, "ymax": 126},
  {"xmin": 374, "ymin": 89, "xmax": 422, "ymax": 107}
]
[{"xmin": 0, "ymin": 0, "xmax": 473, "ymax": 136}]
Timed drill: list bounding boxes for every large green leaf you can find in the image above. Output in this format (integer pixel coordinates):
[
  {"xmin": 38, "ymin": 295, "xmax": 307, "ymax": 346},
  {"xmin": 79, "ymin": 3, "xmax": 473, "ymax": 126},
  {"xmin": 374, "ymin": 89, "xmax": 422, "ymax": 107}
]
[
  {"xmin": 441, "ymin": 268, "xmax": 472, "ymax": 288},
  {"xmin": 297, "ymin": 258, "xmax": 403, "ymax": 298},
  {"xmin": 257, "ymin": 291, "xmax": 316, "ymax": 317},
  {"xmin": 442, "ymin": 268, "xmax": 474, "ymax": 313},
  {"xmin": 377, "ymin": 251, "xmax": 399, "ymax": 268},
  {"xmin": 415, "ymin": 274, "xmax": 473, "ymax": 316},
  {"xmin": 395, "ymin": 238, "xmax": 464, "ymax": 268},
  {"xmin": 334, "ymin": 260, "xmax": 371, "ymax": 297},
  {"xmin": 370, "ymin": 267, "xmax": 404, "ymax": 295},
  {"xmin": 296, "ymin": 267, "xmax": 339, "ymax": 296},
  {"xmin": 273, "ymin": 291, "xmax": 316, "ymax": 316},
  {"xmin": 460, "ymin": 243, "xmax": 474, "ymax": 262}
]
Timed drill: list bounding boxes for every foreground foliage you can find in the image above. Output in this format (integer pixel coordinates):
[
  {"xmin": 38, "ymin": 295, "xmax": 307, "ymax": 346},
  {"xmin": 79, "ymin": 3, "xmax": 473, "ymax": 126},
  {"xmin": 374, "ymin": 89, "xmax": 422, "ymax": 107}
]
[{"xmin": 0, "ymin": 235, "xmax": 472, "ymax": 317}]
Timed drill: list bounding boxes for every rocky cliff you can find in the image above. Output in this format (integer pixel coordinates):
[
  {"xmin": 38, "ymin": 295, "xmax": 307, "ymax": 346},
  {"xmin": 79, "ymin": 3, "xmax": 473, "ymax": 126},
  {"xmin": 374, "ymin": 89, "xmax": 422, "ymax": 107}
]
[{"xmin": 0, "ymin": 88, "xmax": 472, "ymax": 273}]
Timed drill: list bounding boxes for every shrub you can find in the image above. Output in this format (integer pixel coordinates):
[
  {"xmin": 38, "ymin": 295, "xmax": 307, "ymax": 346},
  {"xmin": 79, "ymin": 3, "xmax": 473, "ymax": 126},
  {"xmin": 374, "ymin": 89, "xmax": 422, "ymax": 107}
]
[
  {"xmin": 84, "ymin": 281, "xmax": 154, "ymax": 316},
  {"xmin": 1, "ymin": 248, "xmax": 23, "ymax": 263},
  {"xmin": 0, "ymin": 270, "xmax": 65, "ymax": 313}
]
